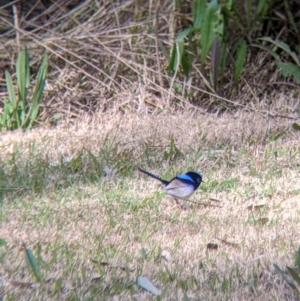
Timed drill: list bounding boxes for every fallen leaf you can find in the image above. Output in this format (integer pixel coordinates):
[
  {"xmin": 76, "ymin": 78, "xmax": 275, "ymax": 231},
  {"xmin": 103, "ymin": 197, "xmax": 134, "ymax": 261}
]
[{"xmin": 137, "ymin": 276, "xmax": 160, "ymax": 296}]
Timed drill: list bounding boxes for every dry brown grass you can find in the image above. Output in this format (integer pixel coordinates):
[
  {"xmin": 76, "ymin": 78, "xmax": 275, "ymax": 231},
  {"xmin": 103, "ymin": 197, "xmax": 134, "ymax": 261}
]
[
  {"xmin": 1, "ymin": 0, "xmax": 300, "ymax": 121},
  {"xmin": 0, "ymin": 92, "xmax": 299, "ymax": 159},
  {"xmin": 0, "ymin": 108, "xmax": 300, "ymax": 300}
]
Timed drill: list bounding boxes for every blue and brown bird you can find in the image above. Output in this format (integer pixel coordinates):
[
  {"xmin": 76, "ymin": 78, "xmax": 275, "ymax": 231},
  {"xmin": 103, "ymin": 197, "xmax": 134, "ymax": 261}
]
[{"xmin": 138, "ymin": 167, "xmax": 203, "ymax": 208}]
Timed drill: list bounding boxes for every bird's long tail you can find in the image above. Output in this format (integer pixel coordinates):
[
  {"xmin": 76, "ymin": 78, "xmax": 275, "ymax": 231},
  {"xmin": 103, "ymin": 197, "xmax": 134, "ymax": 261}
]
[{"xmin": 137, "ymin": 167, "xmax": 169, "ymax": 185}]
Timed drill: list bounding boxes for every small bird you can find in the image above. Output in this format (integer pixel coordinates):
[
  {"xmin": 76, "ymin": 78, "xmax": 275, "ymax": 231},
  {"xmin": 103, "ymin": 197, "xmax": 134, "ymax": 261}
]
[{"xmin": 138, "ymin": 167, "xmax": 202, "ymax": 207}]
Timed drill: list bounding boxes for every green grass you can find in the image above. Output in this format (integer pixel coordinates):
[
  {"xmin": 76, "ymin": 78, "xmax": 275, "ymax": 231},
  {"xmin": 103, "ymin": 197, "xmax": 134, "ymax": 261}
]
[{"xmin": 0, "ymin": 114, "xmax": 300, "ymax": 300}]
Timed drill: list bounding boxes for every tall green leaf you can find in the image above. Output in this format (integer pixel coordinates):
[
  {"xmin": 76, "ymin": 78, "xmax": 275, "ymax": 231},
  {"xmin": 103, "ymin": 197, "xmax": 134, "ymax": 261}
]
[
  {"xmin": 193, "ymin": 0, "xmax": 207, "ymax": 29},
  {"xmin": 25, "ymin": 50, "xmax": 48, "ymax": 129},
  {"xmin": 211, "ymin": 36, "xmax": 221, "ymax": 90},
  {"xmin": 234, "ymin": 40, "xmax": 247, "ymax": 84},
  {"xmin": 181, "ymin": 30, "xmax": 194, "ymax": 77},
  {"xmin": 16, "ymin": 47, "xmax": 30, "ymax": 105},
  {"xmin": 168, "ymin": 28, "xmax": 193, "ymax": 74},
  {"xmin": 169, "ymin": 45, "xmax": 178, "ymax": 73},
  {"xmin": 176, "ymin": 30, "xmax": 187, "ymax": 71},
  {"xmin": 219, "ymin": 40, "xmax": 228, "ymax": 79},
  {"xmin": 200, "ymin": 0, "xmax": 219, "ymax": 65}
]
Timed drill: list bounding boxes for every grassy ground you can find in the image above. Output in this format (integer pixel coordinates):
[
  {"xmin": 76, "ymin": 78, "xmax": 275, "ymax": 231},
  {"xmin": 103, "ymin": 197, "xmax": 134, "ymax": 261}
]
[{"xmin": 0, "ymin": 109, "xmax": 300, "ymax": 300}]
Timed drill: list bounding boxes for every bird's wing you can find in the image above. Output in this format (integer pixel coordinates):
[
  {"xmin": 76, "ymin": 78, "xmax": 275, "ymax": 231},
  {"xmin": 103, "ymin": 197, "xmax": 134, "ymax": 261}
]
[
  {"xmin": 164, "ymin": 179, "xmax": 195, "ymax": 199},
  {"xmin": 176, "ymin": 173, "xmax": 194, "ymax": 182}
]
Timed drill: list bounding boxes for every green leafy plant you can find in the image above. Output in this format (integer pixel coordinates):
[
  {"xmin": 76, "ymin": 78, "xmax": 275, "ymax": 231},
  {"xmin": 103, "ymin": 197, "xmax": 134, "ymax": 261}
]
[
  {"xmin": 0, "ymin": 47, "xmax": 48, "ymax": 130},
  {"xmin": 255, "ymin": 37, "xmax": 300, "ymax": 84},
  {"xmin": 163, "ymin": 135, "xmax": 183, "ymax": 162},
  {"xmin": 169, "ymin": 0, "xmax": 223, "ymax": 75},
  {"xmin": 168, "ymin": 0, "xmax": 241, "ymax": 91},
  {"xmin": 168, "ymin": 0, "xmax": 300, "ymax": 96}
]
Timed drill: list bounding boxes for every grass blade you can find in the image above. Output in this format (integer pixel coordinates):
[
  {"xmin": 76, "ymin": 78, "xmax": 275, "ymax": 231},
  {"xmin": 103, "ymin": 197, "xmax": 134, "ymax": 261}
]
[
  {"xmin": 244, "ymin": 0, "xmax": 252, "ymax": 28},
  {"xmin": 24, "ymin": 245, "xmax": 42, "ymax": 282},
  {"xmin": 287, "ymin": 266, "xmax": 300, "ymax": 286},
  {"xmin": 211, "ymin": 36, "xmax": 221, "ymax": 90},
  {"xmin": 252, "ymin": 43, "xmax": 280, "ymax": 61},
  {"xmin": 283, "ymin": 0, "xmax": 299, "ymax": 35},
  {"xmin": 256, "ymin": 0, "xmax": 270, "ymax": 19},
  {"xmin": 181, "ymin": 51, "xmax": 191, "ymax": 77},
  {"xmin": 31, "ymin": 50, "xmax": 48, "ymax": 105},
  {"xmin": 200, "ymin": 0, "xmax": 218, "ymax": 65},
  {"xmin": 169, "ymin": 44, "xmax": 179, "ymax": 73},
  {"xmin": 259, "ymin": 37, "xmax": 300, "ymax": 67},
  {"xmin": 4, "ymin": 70, "xmax": 20, "ymax": 128},
  {"xmin": 234, "ymin": 39, "xmax": 247, "ymax": 84},
  {"xmin": 86, "ymin": 149, "xmax": 104, "ymax": 177},
  {"xmin": 16, "ymin": 47, "xmax": 30, "ymax": 105},
  {"xmin": 273, "ymin": 263, "xmax": 296, "ymax": 289},
  {"xmin": 296, "ymin": 246, "xmax": 300, "ymax": 269}
]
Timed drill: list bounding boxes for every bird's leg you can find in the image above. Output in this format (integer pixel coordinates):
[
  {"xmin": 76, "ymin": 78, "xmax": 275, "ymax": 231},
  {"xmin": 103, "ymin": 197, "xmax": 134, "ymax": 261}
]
[{"xmin": 174, "ymin": 198, "xmax": 186, "ymax": 210}]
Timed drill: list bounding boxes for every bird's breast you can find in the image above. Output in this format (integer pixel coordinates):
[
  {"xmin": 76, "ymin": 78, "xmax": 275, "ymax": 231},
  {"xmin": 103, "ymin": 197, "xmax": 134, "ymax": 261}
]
[{"xmin": 164, "ymin": 182, "xmax": 195, "ymax": 199}]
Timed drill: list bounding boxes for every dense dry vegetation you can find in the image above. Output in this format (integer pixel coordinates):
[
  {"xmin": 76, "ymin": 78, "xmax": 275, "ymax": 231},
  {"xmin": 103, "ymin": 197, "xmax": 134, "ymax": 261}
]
[{"xmin": 0, "ymin": 0, "xmax": 299, "ymax": 116}]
